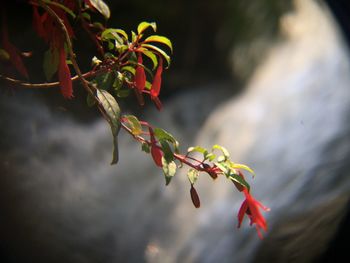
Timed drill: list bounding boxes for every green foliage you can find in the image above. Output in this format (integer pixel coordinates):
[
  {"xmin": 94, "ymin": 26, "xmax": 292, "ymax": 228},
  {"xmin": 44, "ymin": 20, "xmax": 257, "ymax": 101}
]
[{"xmin": 43, "ymin": 48, "xmax": 59, "ymax": 81}]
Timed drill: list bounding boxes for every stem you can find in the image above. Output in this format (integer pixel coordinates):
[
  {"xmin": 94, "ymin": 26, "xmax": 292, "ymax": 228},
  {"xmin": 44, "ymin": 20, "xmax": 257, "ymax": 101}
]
[{"xmin": 0, "ymin": 69, "xmax": 103, "ymax": 89}]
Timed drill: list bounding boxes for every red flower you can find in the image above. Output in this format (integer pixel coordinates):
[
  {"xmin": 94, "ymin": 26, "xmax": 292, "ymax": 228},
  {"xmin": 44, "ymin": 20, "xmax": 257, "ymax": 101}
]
[
  {"xmin": 135, "ymin": 53, "xmax": 146, "ymax": 92},
  {"xmin": 237, "ymin": 188, "xmax": 270, "ymax": 239},
  {"xmin": 134, "ymin": 53, "xmax": 146, "ymax": 105},
  {"xmin": 150, "ymin": 57, "xmax": 163, "ymax": 110},
  {"xmin": 30, "ymin": 0, "xmax": 75, "ymax": 98},
  {"xmin": 58, "ymin": 48, "xmax": 73, "ymax": 99}
]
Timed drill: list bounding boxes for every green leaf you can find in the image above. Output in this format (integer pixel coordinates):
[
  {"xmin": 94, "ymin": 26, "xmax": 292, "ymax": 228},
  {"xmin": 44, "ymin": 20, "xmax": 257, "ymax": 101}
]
[
  {"xmin": 230, "ymin": 173, "xmax": 250, "ymax": 191},
  {"xmin": 101, "ymin": 28, "xmax": 127, "ymax": 43},
  {"xmin": 104, "ymin": 52, "xmax": 116, "ymax": 59},
  {"xmin": 114, "ymin": 29, "xmax": 128, "ymax": 40},
  {"xmin": 131, "ymin": 31, "xmax": 137, "ymax": 42},
  {"xmin": 0, "ymin": 49, "xmax": 9, "ymax": 61},
  {"xmin": 214, "ymin": 162, "xmax": 228, "ymax": 174},
  {"xmin": 113, "ymin": 74, "xmax": 123, "ymax": 90},
  {"xmin": 229, "ymin": 162, "xmax": 256, "ymax": 177},
  {"xmin": 187, "ymin": 169, "xmax": 199, "ymax": 185},
  {"xmin": 43, "ymin": 48, "xmax": 59, "ymax": 81},
  {"xmin": 97, "ymin": 89, "xmax": 121, "ymax": 164},
  {"xmin": 154, "ymin": 128, "xmax": 179, "ymax": 152},
  {"xmin": 144, "ymin": 35, "xmax": 173, "ymax": 53},
  {"xmin": 86, "ymin": 93, "xmax": 96, "ymax": 107},
  {"xmin": 162, "ymin": 157, "xmax": 177, "ymax": 185},
  {"xmin": 141, "ymin": 142, "xmax": 150, "ymax": 153},
  {"xmin": 138, "ymin": 48, "xmax": 158, "ymax": 70},
  {"xmin": 81, "ymin": 12, "xmax": 91, "ymax": 21},
  {"xmin": 145, "ymin": 81, "xmax": 152, "ymax": 90},
  {"xmin": 94, "ymin": 72, "xmax": 114, "ymax": 90},
  {"xmin": 93, "ymin": 22, "xmax": 104, "ymax": 30},
  {"xmin": 217, "ymin": 155, "xmax": 226, "ymax": 163},
  {"xmin": 141, "ymin": 44, "xmax": 171, "ymax": 68},
  {"xmin": 107, "ymin": 41, "xmax": 114, "ymax": 50},
  {"xmin": 121, "ymin": 66, "xmax": 135, "ymax": 75},
  {"xmin": 187, "ymin": 146, "xmax": 207, "ymax": 154},
  {"xmin": 88, "ymin": 0, "xmax": 110, "ymax": 19},
  {"xmin": 204, "ymin": 152, "xmax": 216, "ymax": 162},
  {"xmin": 159, "ymin": 140, "xmax": 174, "ymax": 163},
  {"xmin": 123, "ymin": 115, "xmax": 142, "ymax": 135},
  {"xmin": 212, "ymin": 145, "xmax": 230, "ymax": 160},
  {"xmin": 137, "ymin": 22, "xmax": 157, "ymax": 35},
  {"xmin": 116, "ymin": 89, "xmax": 131, "ymax": 98}
]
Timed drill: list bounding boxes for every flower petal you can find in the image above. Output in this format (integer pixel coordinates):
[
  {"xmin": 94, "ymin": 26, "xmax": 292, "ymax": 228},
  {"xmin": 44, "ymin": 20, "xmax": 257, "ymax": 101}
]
[
  {"xmin": 237, "ymin": 199, "xmax": 248, "ymax": 228},
  {"xmin": 58, "ymin": 48, "xmax": 73, "ymax": 99}
]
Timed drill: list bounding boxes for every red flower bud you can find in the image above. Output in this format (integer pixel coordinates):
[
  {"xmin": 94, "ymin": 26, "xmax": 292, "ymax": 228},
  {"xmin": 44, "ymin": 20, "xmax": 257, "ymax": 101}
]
[
  {"xmin": 135, "ymin": 53, "xmax": 146, "ymax": 92},
  {"xmin": 232, "ymin": 170, "xmax": 246, "ymax": 192},
  {"xmin": 190, "ymin": 185, "xmax": 201, "ymax": 208}
]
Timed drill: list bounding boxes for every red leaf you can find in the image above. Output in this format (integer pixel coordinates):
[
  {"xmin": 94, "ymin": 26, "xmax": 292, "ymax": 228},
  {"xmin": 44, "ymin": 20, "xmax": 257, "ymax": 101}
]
[
  {"xmin": 190, "ymin": 185, "xmax": 201, "ymax": 208},
  {"xmin": 151, "ymin": 145, "xmax": 163, "ymax": 167},
  {"xmin": 58, "ymin": 48, "xmax": 73, "ymax": 99},
  {"xmin": 149, "ymin": 127, "xmax": 163, "ymax": 167}
]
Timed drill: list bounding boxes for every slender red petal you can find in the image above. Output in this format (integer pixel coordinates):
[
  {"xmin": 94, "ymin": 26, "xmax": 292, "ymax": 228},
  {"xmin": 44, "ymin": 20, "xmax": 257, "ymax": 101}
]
[
  {"xmin": 151, "ymin": 96, "xmax": 162, "ymax": 111},
  {"xmin": 150, "ymin": 58, "xmax": 163, "ymax": 110},
  {"xmin": 150, "ymin": 57, "xmax": 163, "ymax": 98},
  {"xmin": 58, "ymin": 48, "xmax": 73, "ymax": 99},
  {"xmin": 237, "ymin": 199, "xmax": 248, "ymax": 228},
  {"xmin": 135, "ymin": 53, "xmax": 146, "ymax": 92},
  {"xmin": 243, "ymin": 189, "xmax": 269, "ymax": 233}
]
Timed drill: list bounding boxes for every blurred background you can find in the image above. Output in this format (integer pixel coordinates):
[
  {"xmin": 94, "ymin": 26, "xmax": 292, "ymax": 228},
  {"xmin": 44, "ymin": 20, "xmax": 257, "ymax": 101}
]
[{"xmin": 0, "ymin": 0, "xmax": 349, "ymax": 262}]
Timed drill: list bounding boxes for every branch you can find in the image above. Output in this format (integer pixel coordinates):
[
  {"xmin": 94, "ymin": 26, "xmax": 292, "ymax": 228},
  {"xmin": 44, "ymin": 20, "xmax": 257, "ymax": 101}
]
[{"xmin": 0, "ymin": 70, "xmax": 102, "ymax": 89}]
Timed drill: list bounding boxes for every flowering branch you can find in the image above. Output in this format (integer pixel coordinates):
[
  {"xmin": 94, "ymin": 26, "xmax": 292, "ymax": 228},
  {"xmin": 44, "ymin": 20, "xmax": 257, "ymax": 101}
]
[{"xmin": 0, "ymin": 0, "xmax": 269, "ymax": 238}]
